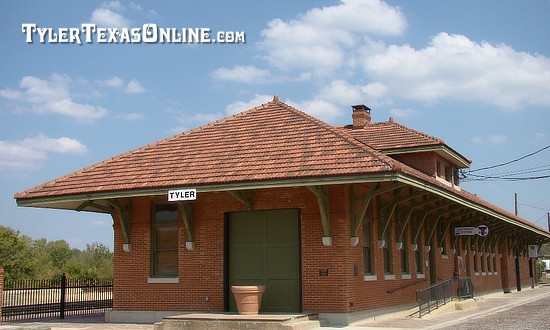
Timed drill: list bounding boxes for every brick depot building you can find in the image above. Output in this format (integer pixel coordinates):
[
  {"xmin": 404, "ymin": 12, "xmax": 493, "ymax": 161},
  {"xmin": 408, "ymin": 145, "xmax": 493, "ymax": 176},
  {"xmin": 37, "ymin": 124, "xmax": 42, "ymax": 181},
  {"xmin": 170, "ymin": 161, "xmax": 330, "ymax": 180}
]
[{"xmin": 14, "ymin": 97, "xmax": 550, "ymax": 325}]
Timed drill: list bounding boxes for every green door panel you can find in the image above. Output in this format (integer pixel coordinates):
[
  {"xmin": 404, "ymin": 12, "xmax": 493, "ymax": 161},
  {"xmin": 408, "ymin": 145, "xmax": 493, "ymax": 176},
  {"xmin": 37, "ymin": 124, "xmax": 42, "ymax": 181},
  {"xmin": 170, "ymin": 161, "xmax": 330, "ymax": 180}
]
[{"xmin": 228, "ymin": 209, "xmax": 300, "ymax": 313}]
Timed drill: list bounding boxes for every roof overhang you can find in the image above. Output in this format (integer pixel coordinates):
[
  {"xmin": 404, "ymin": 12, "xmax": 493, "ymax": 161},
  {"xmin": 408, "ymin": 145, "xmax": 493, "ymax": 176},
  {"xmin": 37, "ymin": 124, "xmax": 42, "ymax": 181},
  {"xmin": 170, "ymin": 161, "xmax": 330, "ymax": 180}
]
[
  {"xmin": 15, "ymin": 171, "xmax": 550, "ymax": 242},
  {"xmin": 382, "ymin": 145, "xmax": 471, "ymax": 168}
]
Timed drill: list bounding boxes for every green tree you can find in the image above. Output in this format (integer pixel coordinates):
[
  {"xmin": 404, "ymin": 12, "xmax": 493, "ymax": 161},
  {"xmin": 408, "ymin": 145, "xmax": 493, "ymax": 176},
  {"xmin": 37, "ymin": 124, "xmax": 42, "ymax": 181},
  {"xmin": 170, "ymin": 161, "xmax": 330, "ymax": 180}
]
[
  {"xmin": 33, "ymin": 238, "xmax": 75, "ymax": 280},
  {"xmin": 0, "ymin": 226, "xmax": 37, "ymax": 280},
  {"xmin": 0, "ymin": 225, "xmax": 113, "ymax": 281}
]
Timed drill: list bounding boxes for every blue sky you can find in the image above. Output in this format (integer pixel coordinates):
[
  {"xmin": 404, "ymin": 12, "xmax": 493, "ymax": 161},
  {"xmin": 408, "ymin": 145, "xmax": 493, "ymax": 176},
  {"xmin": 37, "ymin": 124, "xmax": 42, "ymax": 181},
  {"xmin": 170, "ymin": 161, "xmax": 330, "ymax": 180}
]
[{"xmin": 1, "ymin": 0, "xmax": 549, "ymax": 250}]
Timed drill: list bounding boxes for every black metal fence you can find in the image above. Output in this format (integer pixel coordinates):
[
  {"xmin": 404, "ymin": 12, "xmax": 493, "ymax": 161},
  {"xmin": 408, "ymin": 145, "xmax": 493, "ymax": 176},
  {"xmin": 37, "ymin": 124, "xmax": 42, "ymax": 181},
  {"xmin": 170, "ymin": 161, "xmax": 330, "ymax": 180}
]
[
  {"xmin": 416, "ymin": 277, "xmax": 474, "ymax": 318},
  {"xmin": 2, "ymin": 274, "xmax": 112, "ymax": 322}
]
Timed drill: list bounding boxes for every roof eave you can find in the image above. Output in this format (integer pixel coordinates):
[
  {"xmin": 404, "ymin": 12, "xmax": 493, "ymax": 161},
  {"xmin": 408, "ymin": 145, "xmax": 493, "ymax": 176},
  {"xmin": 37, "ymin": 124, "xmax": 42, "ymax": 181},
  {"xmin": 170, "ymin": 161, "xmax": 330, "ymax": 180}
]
[
  {"xmin": 15, "ymin": 172, "xmax": 400, "ymax": 211},
  {"xmin": 382, "ymin": 145, "xmax": 471, "ymax": 168},
  {"xmin": 15, "ymin": 172, "xmax": 550, "ymax": 242}
]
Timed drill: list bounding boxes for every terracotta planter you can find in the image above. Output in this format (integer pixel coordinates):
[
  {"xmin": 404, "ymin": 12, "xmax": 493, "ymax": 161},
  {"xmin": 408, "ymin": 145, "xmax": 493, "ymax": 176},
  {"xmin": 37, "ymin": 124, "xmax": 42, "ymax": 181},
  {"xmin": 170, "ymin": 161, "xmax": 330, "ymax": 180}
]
[{"xmin": 231, "ymin": 285, "xmax": 265, "ymax": 315}]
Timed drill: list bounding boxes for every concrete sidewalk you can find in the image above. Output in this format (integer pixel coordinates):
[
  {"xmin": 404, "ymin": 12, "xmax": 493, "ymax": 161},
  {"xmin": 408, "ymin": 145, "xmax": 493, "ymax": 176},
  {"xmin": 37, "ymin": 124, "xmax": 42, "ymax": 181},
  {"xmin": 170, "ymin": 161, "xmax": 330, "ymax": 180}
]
[
  {"xmin": 337, "ymin": 284, "xmax": 550, "ymax": 329},
  {"xmin": 2, "ymin": 285, "xmax": 549, "ymax": 329}
]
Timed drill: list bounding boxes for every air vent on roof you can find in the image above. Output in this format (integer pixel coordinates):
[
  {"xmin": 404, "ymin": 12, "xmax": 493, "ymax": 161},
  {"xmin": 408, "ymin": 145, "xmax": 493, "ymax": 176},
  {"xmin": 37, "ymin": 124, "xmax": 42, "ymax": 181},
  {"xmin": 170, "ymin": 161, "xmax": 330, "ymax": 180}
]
[{"xmin": 352, "ymin": 104, "xmax": 371, "ymax": 128}]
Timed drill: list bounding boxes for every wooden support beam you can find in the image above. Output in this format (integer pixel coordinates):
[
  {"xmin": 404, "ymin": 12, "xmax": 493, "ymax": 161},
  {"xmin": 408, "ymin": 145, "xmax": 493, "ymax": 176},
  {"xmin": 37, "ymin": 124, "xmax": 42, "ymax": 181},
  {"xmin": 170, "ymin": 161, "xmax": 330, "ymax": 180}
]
[
  {"xmin": 350, "ymin": 183, "xmax": 376, "ymax": 243},
  {"xmin": 425, "ymin": 205, "xmax": 463, "ymax": 244},
  {"xmin": 76, "ymin": 200, "xmax": 111, "ymax": 213},
  {"xmin": 397, "ymin": 205, "xmax": 415, "ymax": 243},
  {"xmin": 228, "ymin": 190, "xmax": 253, "ymax": 211},
  {"xmin": 308, "ymin": 186, "xmax": 331, "ymax": 246},
  {"xmin": 461, "ymin": 236, "xmax": 471, "ymax": 255},
  {"xmin": 438, "ymin": 217, "xmax": 454, "ymax": 248},
  {"xmin": 107, "ymin": 199, "xmax": 131, "ymax": 252},
  {"xmin": 350, "ymin": 182, "xmax": 404, "ymax": 245},
  {"xmin": 378, "ymin": 187, "xmax": 403, "ymax": 241},
  {"xmin": 176, "ymin": 202, "xmax": 195, "ymax": 250},
  {"xmin": 412, "ymin": 200, "xmax": 453, "ymax": 244}
]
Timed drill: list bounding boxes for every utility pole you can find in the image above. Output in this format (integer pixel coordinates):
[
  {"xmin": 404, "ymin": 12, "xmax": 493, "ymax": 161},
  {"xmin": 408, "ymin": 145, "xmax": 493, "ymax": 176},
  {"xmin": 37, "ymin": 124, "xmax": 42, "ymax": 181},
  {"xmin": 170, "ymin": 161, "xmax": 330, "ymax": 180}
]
[
  {"xmin": 547, "ymin": 212, "xmax": 550, "ymax": 232},
  {"xmin": 514, "ymin": 193, "xmax": 518, "ymax": 216}
]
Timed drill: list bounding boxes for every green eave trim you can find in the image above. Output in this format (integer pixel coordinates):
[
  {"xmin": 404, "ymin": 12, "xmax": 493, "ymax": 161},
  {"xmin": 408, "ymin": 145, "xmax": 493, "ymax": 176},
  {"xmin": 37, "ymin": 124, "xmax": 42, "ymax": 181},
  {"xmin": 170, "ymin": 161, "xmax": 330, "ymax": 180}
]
[
  {"xmin": 15, "ymin": 171, "xmax": 550, "ymax": 240},
  {"xmin": 15, "ymin": 173, "xmax": 399, "ymax": 209},
  {"xmin": 383, "ymin": 145, "xmax": 471, "ymax": 168},
  {"xmin": 394, "ymin": 173, "xmax": 550, "ymax": 239}
]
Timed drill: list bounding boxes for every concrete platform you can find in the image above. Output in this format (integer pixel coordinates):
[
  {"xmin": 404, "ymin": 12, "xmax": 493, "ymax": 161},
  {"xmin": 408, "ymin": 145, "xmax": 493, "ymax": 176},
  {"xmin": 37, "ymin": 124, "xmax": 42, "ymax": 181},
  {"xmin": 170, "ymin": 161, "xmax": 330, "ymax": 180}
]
[{"xmin": 154, "ymin": 312, "xmax": 322, "ymax": 330}]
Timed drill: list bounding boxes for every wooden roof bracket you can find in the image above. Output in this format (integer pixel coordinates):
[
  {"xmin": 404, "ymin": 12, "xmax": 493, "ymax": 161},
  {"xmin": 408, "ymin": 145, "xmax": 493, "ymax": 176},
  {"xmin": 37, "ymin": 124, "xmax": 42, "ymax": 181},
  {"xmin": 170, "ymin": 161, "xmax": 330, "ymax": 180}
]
[
  {"xmin": 412, "ymin": 200, "xmax": 452, "ymax": 246},
  {"xmin": 76, "ymin": 200, "xmax": 111, "ymax": 213},
  {"xmin": 461, "ymin": 236, "xmax": 472, "ymax": 255},
  {"xmin": 308, "ymin": 186, "xmax": 331, "ymax": 246},
  {"xmin": 426, "ymin": 205, "xmax": 463, "ymax": 247},
  {"xmin": 377, "ymin": 187, "xmax": 403, "ymax": 247},
  {"xmin": 350, "ymin": 182, "xmax": 404, "ymax": 246},
  {"xmin": 391, "ymin": 191, "xmax": 428, "ymax": 247},
  {"xmin": 408, "ymin": 196, "xmax": 443, "ymax": 250},
  {"xmin": 106, "ymin": 198, "xmax": 131, "ymax": 252},
  {"xmin": 438, "ymin": 217, "xmax": 455, "ymax": 252},
  {"xmin": 176, "ymin": 202, "xmax": 195, "ymax": 250},
  {"xmin": 228, "ymin": 190, "xmax": 253, "ymax": 211}
]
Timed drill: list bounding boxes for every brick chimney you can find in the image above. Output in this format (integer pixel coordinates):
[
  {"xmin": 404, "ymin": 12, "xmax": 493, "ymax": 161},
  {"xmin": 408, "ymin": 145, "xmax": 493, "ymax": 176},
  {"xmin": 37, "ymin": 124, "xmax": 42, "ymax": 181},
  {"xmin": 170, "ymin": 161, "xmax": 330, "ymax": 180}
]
[{"xmin": 352, "ymin": 105, "xmax": 371, "ymax": 128}]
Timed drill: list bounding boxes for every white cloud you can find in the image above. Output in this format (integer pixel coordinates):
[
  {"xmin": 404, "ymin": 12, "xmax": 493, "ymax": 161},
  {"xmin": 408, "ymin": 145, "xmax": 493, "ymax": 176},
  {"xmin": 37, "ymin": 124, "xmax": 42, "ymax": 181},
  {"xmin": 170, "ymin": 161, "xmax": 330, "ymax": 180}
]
[
  {"xmin": 361, "ymin": 32, "xmax": 550, "ymax": 109},
  {"xmin": 389, "ymin": 108, "xmax": 419, "ymax": 118},
  {"xmin": 472, "ymin": 134, "xmax": 508, "ymax": 145},
  {"xmin": 0, "ymin": 134, "xmax": 87, "ymax": 172},
  {"xmin": 0, "ymin": 74, "xmax": 108, "ymax": 121},
  {"xmin": 116, "ymin": 112, "xmax": 145, "ymax": 120},
  {"xmin": 125, "ymin": 79, "xmax": 145, "ymax": 93},
  {"xmin": 89, "ymin": 8, "xmax": 130, "ymax": 29},
  {"xmin": 318, "ymin": 80, "xmax": 364, "ymax": 105},
  {"xmin": 101, "ymin": 1, "xmax": 125, "ymax": 11},
  {"xmin": 225, "ymin": 94, "xmax": 273, "ymax": 115},
  {"xmin": 258, "ymin": 0, "xmax": 406, "ymax": 73},
  {"xmin": 129, "ymin": 2, "xmax": 143, "ymax": 11},
  {"xmin": 211, "ymin": 65, "xmax": 270, "ymax": 83},
  {"xmin": 98, "ymin": 76, "xmax": 124, "ymax": 87},
  {"xmin": 288, "ymin": 99, "xmax": 345, "ymax": 123}
]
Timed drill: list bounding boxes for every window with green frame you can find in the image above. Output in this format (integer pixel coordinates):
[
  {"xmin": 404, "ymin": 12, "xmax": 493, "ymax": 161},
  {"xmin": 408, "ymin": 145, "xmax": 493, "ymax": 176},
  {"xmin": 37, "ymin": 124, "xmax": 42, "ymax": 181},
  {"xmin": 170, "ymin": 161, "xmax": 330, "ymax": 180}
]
[
  {"xmin": 437, "ymin": 221, "xmax": 447, "ymax": 255},
  {"xmin": 362, "ymin": 220, "xmax": 374, "ymax": 275},
  {"xmin": 383, "ymin": 223, "xmax": 392, "ymax": 274},
  {"xmin": 473, "ymin": 243, "xmax": 479, "ymax": 273},
  {"xmin": 400, "ymin": 224, "xmax": 409, "ymax": 274},
  {"xmin": 481, "ymin": 245, "xmax": 486, "ymax": 272},
  {"xmin": 152, "ymin": 202, "xmax": 178, "ymax": 277},
  {"xmin": 487, "ymin": 247, "xmax": 492, "ymax": 272},
  {"xmin": 415, "ymin": 246, "xmax": 423, "ymax": 274}
]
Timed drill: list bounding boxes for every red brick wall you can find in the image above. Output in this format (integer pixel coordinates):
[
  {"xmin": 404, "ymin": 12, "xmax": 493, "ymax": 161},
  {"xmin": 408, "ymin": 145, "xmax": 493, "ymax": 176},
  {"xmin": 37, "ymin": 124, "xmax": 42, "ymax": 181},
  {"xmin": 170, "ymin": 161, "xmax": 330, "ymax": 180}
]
[
  {"xmin": 112, "ymin": 184, "xmax": 531, "ymax": 315},
  {"xmin": 392, "ymin": 152, "xmax": 436, "ymax": 177}
]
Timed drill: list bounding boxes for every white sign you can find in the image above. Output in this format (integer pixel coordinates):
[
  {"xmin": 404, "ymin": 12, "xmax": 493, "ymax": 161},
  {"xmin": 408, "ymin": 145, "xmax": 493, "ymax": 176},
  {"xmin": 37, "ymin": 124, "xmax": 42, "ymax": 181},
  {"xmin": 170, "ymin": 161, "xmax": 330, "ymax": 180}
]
[
  {"xmin": 168, "ymin": 189, "xmax": 196, "ymax": 201},
  {"xmin": 529, "ymin": 245, "xmax": 538, "ymax": 258},
  {"xmin": 454, "ymin": 225, "xmax": 489, "ymax": 237}
]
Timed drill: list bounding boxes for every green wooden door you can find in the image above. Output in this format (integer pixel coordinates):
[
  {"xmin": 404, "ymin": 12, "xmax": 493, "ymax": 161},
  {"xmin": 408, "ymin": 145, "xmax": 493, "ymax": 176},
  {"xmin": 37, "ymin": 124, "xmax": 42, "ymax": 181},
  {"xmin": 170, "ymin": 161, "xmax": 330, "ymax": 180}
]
[{"xmin": 228, "ymin": 209, "xmax": 300, "ymax": 313}]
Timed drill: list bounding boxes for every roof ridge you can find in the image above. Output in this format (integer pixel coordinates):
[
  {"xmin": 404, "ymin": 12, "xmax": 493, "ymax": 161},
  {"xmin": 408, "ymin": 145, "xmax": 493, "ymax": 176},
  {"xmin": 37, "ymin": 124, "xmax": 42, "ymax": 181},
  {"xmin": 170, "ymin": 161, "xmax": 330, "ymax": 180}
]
[
  {"xmin": 274, "ymin": 100, "xmax": 400, "ymax": 171},
  {"xmin": 382, "ymin": 119, "xmax": 445, "ymax": 144}
]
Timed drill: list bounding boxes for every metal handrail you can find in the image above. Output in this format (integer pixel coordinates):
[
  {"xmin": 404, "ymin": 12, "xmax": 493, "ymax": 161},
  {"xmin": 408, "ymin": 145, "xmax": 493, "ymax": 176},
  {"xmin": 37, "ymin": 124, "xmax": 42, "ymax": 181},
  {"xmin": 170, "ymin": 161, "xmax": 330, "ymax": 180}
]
[
  {"xmin": 387, "ymin": 278, "xmax": 428, "ymax": 293},
  {"xmin": 416, "ymin": 276, "xmax": 473, "ymax": 318}
]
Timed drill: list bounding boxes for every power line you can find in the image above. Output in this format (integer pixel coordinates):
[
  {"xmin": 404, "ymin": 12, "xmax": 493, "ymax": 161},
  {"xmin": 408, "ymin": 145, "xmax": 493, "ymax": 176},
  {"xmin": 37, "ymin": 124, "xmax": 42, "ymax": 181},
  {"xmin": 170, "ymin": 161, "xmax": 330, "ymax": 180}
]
[
  {"xmin": 463, "ymin": 174, "xmax": 550, "ymax": 182},
  {"xmin": 469, "ymin": 144, "xmax": 550, "ymax": 173},
  {"xmin": 519, "ymin": 203, "xmax": 550, "ymax": 212}
]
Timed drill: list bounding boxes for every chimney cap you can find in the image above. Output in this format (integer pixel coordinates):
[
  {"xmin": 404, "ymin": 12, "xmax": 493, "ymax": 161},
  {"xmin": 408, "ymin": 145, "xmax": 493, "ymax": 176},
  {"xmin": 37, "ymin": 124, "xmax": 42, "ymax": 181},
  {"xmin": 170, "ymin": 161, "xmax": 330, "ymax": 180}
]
[{"xmin": 352, "ymin": 104, "xmax": 371, "ymax": 112}]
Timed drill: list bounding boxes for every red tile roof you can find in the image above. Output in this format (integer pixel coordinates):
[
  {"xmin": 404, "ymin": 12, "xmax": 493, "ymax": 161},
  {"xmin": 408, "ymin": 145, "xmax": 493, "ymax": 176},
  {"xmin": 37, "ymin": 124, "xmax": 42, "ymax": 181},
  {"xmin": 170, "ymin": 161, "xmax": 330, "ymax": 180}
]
[
  {"xmin": 14, "ymin": 98, "xmax": 399, "ymax": 200},
  {"xmin": 344, "ymin": 119, "xmax": 444, "ymax": 150},
  {"xmin": 13, "ymin": 97, "xmax": 549, "ymax": 237}
]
